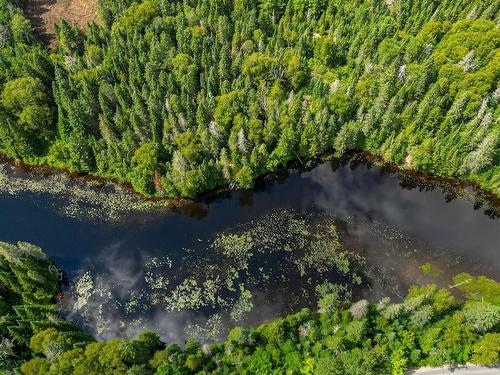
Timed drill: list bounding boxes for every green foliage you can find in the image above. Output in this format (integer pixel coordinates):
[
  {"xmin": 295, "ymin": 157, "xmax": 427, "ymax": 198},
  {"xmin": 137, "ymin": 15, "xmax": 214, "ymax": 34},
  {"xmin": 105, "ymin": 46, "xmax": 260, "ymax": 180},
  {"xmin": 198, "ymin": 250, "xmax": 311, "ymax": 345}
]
[
  {"xmin": 227, "ymin": 326, "xmax": 249, "ymax": 347},
  {"xmin": 453, "ymin": 273, "xmax": 500, "ymax": 305},
  {"xmin": 130, "ymin": 142, "xmax": 160, "ymax": 195},
  {"xmin": 344, "ymin": 319, "xmax": 366, "ymax": 344},
  {"xmin": 0, "ymin": 241, "xmax": 92, "ymax": 372},
  {"xmin": 11, "ymin": 13, "xmax": 34, "ymax": 44},
  {"xmin": 234, "ymin": 165, "xmax": 254, "ymax": 189},
  {"xmin": 472, "ymin": 333, "xmax": 500, "ymax": 365},
  {"xmin": 0, "ymin": 76, "xmax": 54, "ymax": 156},
  {"xmin": 0, "ymin": 0, "xmax": 497, "ymax": 198},
  {"xmin": 242, "ymin": 52, "xmax": 278, "ymax": 81},
  {"xmin": 5, "ymin": 242, "xmax": 500, "ymax": 375},
  {"xmin": 463, "ymin": 302, "xmax": 500, "ymax": 332}
]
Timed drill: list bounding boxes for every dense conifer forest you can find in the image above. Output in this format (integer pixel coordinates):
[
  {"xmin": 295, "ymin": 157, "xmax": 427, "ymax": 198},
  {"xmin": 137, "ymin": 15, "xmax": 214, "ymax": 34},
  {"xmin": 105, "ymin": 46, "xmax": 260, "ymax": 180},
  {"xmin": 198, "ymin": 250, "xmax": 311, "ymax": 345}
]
[
  {"xmin": 0, "ymin": 0, "xmax": 498, "ymax": 197},
  {"xmin": 1, "ymin": 241, "xmax": 499, "ymax": 374}
]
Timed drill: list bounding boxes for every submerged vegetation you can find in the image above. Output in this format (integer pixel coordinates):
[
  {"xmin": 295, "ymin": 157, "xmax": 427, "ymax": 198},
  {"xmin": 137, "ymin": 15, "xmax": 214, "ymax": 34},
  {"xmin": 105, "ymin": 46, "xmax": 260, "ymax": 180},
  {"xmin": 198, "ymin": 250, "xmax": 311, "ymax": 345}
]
[
  {"xmin": 0, "ymin": 158, "xmax": 177, "ymax": 221},
  {"xmin": 0, "ymin": 0, "xmax": 498, "ymax": 197},
  {"xmin": 65, "ymin": 209, "xmax": 369, "ymax": 342},
  {"xmin": 0, "ymin": 1, "xmax": 498, "ymax": 372},
  {"xmin": 1, "ymin": 240, "xmax": 499, "ymax": 374}
]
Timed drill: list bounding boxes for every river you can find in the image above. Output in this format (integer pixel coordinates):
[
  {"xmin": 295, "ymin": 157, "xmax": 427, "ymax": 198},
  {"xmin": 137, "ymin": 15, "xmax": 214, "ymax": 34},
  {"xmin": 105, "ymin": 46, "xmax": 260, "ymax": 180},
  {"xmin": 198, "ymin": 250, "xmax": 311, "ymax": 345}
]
[{"xmin": 0, "ymin": 153, "xmax": 498, "ymax": 344}]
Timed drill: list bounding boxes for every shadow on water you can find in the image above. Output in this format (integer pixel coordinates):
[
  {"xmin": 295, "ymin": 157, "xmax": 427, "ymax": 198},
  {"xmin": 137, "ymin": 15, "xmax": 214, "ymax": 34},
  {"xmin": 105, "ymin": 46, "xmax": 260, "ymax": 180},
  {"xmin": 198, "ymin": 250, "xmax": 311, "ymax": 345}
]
[{"xmin": 0, "ymin": 152, "xmax": 498, "ymax": 343}]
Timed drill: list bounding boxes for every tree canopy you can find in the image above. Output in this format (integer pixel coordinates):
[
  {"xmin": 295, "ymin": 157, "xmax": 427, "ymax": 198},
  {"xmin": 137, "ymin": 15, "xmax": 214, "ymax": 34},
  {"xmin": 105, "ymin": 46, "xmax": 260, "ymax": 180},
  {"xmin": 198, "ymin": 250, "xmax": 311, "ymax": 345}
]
[
  {"xmin": 0, "ymin": 240, "xmax": 498, "ymax": 374},
  {"xmin": 0, "ymin": 0, "xmax": 497, "ymax": 197}
]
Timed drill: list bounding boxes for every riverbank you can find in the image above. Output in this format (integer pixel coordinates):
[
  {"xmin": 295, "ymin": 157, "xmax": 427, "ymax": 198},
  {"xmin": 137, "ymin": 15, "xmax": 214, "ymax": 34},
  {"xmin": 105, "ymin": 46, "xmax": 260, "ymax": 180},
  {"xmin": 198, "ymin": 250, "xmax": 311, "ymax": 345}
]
[
  {"xmin": 2, "ymin": 152, "xmax": 499, "ymax": 345},
  {"xmin": 2, "ymin": 150, "xmax": 499, "ymax": 220},
  {"xmin": 0, "ymin": 154, "xmax": 200, "ymax": 221},
  {"xmin": 3, "ymin": 239, "xmax": 498, "ymax": 374}
]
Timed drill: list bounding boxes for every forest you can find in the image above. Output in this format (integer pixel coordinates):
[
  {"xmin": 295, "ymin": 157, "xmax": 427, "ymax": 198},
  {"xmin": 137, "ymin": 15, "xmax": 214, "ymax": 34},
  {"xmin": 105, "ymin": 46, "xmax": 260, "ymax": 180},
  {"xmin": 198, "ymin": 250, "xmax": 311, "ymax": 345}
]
[
  {"xmin": 0, "ymin": 0, "xmax": 499, "ymax": 373},
  {"xmin": 1, "ymin": 240, "xmax": 499, "ymax": 374},
  {"xmin": 0, "ymin": 0, "xmax": 498, "ymax": 197}
]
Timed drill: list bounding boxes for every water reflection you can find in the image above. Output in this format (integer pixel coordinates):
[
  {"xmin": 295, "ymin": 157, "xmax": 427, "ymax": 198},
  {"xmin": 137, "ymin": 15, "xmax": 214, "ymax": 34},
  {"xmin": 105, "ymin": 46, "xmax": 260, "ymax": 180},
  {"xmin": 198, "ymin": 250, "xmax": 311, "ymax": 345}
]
[
  {"xmin": 302, "ymin": 160, "xmax": 500, "ymax": 273},
  {"xmin": 0, "ymin": 153, "xmax": 498, "ymax": 343}
]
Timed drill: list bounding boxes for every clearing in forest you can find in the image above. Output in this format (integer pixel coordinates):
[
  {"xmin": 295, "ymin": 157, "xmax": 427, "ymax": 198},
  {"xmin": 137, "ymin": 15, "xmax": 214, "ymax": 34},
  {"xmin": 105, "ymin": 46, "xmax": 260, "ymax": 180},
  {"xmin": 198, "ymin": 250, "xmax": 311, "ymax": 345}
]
[{"xmin": 24, "ymin": 0, "xmax": 97, "ymax": 46}]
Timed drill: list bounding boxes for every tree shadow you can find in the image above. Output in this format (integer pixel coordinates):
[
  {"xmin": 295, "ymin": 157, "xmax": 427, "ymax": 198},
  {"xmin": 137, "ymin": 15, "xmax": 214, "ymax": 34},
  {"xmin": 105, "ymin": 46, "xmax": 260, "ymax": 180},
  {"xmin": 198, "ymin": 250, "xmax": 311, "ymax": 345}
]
[{"xmin": 24, "ymin": 0, "xmax": 59, "ymax": 46}]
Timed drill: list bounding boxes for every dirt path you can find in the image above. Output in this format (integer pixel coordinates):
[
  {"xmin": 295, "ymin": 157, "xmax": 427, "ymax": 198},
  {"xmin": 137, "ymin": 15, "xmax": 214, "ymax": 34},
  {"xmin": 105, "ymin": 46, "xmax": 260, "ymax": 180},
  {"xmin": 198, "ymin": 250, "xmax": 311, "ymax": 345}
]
[{"xmin": 24, "ymin": 0, "xmax": 98, "ymax": 47}]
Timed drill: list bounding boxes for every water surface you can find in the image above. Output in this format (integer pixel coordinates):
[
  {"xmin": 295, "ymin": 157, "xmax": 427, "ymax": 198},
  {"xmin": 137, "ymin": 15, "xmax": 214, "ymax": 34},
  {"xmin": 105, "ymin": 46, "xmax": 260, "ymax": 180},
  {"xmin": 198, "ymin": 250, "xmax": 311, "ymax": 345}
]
[{"xmin": 0, "ymin": 154, "xmax": 498, "ymax": 343}]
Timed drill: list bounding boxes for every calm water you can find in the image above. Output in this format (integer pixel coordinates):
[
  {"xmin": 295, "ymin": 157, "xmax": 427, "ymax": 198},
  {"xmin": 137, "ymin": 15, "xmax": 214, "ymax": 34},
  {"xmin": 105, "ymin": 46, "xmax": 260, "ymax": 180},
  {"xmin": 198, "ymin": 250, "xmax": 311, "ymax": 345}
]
[{"xmin": 0, "ymin": 154, "xmax": 498, "ymax": 343}]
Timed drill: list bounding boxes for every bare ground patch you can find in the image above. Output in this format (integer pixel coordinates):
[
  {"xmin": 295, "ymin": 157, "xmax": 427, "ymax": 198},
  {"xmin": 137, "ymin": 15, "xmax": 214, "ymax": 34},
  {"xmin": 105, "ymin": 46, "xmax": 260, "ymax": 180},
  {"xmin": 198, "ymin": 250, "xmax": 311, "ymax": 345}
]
[{"xmin": 24, "ymin": 0, "xmax": 98, "ymax": 47}]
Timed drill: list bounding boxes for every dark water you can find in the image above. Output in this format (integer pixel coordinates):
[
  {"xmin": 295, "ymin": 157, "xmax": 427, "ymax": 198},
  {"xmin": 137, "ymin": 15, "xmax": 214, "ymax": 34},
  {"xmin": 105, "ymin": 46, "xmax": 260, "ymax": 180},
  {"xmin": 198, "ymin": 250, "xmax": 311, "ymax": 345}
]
[{"xmin": 0, "ymin": 155, "xmax": 498, "ymax": 343}]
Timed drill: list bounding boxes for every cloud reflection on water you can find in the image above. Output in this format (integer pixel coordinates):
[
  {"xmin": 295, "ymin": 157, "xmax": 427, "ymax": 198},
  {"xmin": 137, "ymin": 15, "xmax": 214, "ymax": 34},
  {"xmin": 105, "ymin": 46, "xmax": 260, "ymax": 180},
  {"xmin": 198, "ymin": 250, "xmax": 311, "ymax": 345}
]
[{"xmin": 302, "ymin": 162, "xmax": 500, "ymax": 274}]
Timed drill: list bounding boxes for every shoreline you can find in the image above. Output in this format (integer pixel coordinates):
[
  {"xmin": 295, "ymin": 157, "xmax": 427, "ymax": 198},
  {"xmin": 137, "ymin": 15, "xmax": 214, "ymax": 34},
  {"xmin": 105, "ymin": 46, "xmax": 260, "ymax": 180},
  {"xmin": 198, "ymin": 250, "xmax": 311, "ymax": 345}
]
[
  {"xmin": 180, "ymin": 150, "xmax": 500, "ymax": 214},
  {"xmin": 1, "ymin": 150, "xmax": 499, "ymax": 214}
]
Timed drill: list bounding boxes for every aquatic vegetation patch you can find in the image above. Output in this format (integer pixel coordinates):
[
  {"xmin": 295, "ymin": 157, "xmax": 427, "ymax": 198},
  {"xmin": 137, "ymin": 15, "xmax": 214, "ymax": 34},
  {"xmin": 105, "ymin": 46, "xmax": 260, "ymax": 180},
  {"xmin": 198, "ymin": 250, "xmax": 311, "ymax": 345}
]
[
  {"xmin": 164, "ymin": 277, "xmax": 224, "ymax": 311},
  {"xmin": 229, "ymin": 287, "xmax": 254, "ymax": 323},
  {"xmin": 210, "ymin": 210, "xmax": 365, "ymax": 280},
  {"xmin": 212, "ymin": 233, "xmax": 254, "ymax": 270},
  {"xmin": 419, "ymin": 262, "xmax": 442, "ymax": 278},
  {"xmin": 185, "ymin": 314, "xmax": 225, "ymax": 344},
  {"xmin": 59, "ymin": 208, "xmax": 487, "ymax": 344},
  {"xmin": 296, "ymin": 226, "xmax": 346, "ymax": 276},
  {"xmin": 0, "ymin": 161, "xmax": 174, "ymax": 222},
  {"xmin": 145, "ymin": 256, "xmax": 172, "ymax": 292},
  {"xmin": 61, "ymin": 209, "xmax": 372, "ymax": 342}
]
